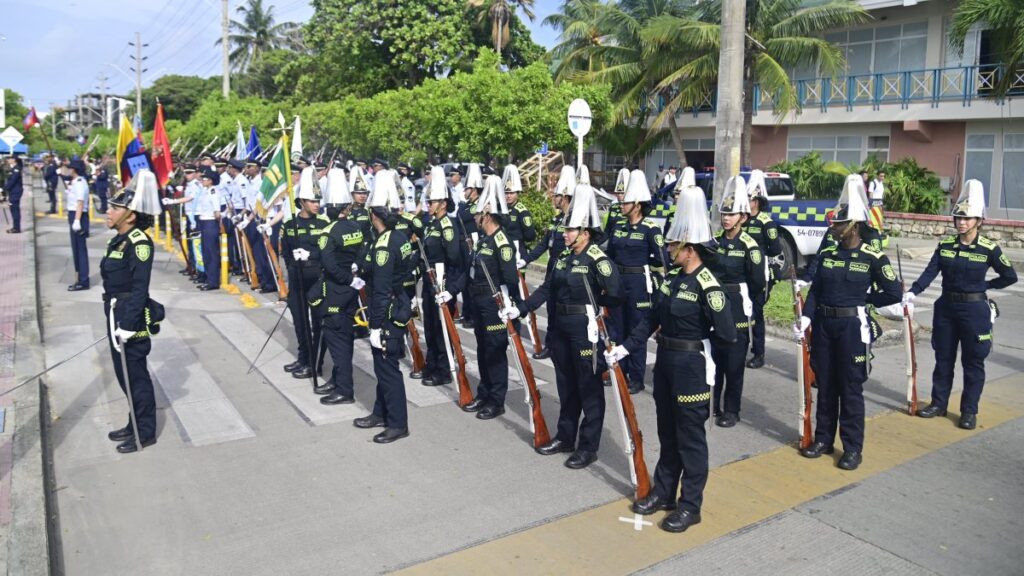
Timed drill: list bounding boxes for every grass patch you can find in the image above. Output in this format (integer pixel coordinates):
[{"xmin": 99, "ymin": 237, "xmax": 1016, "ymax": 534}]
[{"xmin": 765, "ymin": 281, "xmax": 799, "ymax": 325}]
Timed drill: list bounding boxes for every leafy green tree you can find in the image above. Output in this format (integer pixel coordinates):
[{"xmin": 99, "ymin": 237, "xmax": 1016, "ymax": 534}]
[
  {"xmin": 642, "ymin": 0, "xmax": 870, "ymax": 165},
  {"xmin": 174, "ymin": 94, "xmax": 280, "ymax": 152},
  {"xmin": 950, "ymin": 0, "xmax": 1024, "ymax": 96},
  {"xmin": 139, "ymin": 75, "xmax": 221, "ymax": 127},
  {"xmin": 217, "ymin": 0, "xmax": 303, "ymax": 73},
  {"xmin": 234, "ymin": 49, "xmax": 297, "ymax": 100},
  {"xmin": 300, "ymin": 0, "xmax": 469, "ymax": 101}
]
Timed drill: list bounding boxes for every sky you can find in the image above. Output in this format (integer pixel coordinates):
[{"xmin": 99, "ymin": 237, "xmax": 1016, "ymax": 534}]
[{"xmin": 1, "ymin": 0, "xmax": 562, "ymax": 115}]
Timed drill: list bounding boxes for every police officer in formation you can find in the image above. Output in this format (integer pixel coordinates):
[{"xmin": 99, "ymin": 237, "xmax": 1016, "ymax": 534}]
[
  {"xmin": 523, "ymin": 165, "xmax": 575, "ymax": 360},
  {"xmin": 607, "ymin": 179, "xmax": 735, "ymax": 533},
  {"xmin": 313, "ymin": 168, "xmax": 366, "ymax": 405},
  {"xmin": 505, "ymin": 182, "xmax": 621, "ymax": 470},
  {"xmin": 353, "ymin": 171, "xmax": 415, "ymax": 443},
  {"xmin": 606, "ymin": 169, "xmax": 667, "ymax": 394},
  {"xmin": 419, "ymin": 166, "xmax": 465, "ymax": 387},
  {"xmin": 5, "ymin": 154, "xmax": 24, "ymax": 233},
  {"xmin": 281, "ymin": 167, "xmax": 330, "ymax": 379},
  {"xmin": 101, "ymin": 169, "xmax": 163, "ymax": 453},
  {"xmin": 603, "ymin": 167, "xmax": 630, "ymax": 238},
  {"xmin": 66, "ymin": 159, "xmax": 92, "ymax": 291},
  {"xmin": 742, "ymin": 170, "xmax": 782, "ymax": 369},
  {"xmin": 455, "ymin": 163, "xmax": 484, "ymax": 328},
  {"xmin": 904, "ymin": 180, "xmax": 1017, "ymax": 429},
  {"xmin": 457, "ymin": 175, "xmax": 520, "ymax": 419},
  {"xmin": 195, "ymin": 169, "xmax": 223, "ymax": 291},
  {"xmin": 710, "ymin": 176, "xmax": 765, "ymax": 428},
  {"xmin": 795, "ymin": 175, "xmax": 902, "ymax": 470}
]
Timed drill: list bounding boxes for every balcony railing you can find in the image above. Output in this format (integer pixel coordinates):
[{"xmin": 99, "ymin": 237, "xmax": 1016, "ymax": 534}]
[{"xmin": 672, "ymin": 64, "xmax": 1024, "ymax": 117}]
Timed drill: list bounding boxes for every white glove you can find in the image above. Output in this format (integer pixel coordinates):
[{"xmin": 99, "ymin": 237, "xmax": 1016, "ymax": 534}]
[
  {"xmin": 794, "ymin": 280, "xmax": 809, "ymax": 292},
  {"xmin": 435, "ymin": 291, "xmax": 453, "ymax": 304},
  {"xmin": 112, "ymin": 328, "xmax": 136, "ymax": 352},
  {"xmin": 604, "ymin": 345, "xmax": 629, "ymax": 365},
  {"xmin": 499, "ymin": 305, "xmax": 521, "ymax": 321},
  {"xmin": 793, "ymin": 316, "xmax": 811, "ymax": 341},
  {"xmin": 351, "ymin": 263, "xmax": 359, "ymax": 274},
  {"xmin": 231, "ymin": 214, "xmax": 243, "ymax": 224},
  {"xmin": 71, "ymin": 219, "xmax": 81, "ymax": 232},
  {"xmin": 161, "ymin": 197, "xmax": 172, "ymax": 206},
  {"xmin": 875, "ymin": 303, "xmax": 904, "ymax": 320},
  {"xmin": 350, "ymin": 277, "xmax": 365, "ymax": 290},
  {"xmin": 235, "ymin": 218, "xmax": 249, "ymax": 231},
  {"xmin": 175, "ymin": 185, "xmax": 184, "ymax": 193},
  {"xmin": 516, "ymin": 258, "xmax": 527, "ymax": 270},
  {"xmin": 292, "ymin": 248, "xmax": 310, "ymax": 261},
  {"xmin": 369, "ymin": 328, "xmax": 383, "ymax": 349},
  {"xmin": 902, "ymin": 292, "xmax": 915, "ymax": 306},
  {"xmin": 256, "ymin": 223, "xmax": 268, "ymax": 234}
]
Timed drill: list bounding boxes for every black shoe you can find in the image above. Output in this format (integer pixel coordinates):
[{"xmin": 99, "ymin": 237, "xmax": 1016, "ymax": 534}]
[
  {"xmin": 67, "ymin": 283, "xmax": 89, "ymax": 291},
  {"xmin": 715, "ymin": 412, "xmax": 740, "ymax": 428},
  {"xmin": 837, "ymin": 451, "xmax": 862, "ymax": 470},
  {"xmin": 433, "ymin": 375, "xmax": 452, "ymax": 386},
  {"xmin": 660, "ymin": 509, "xmax": 701, "ymax": 533},
  {"xmin": 421, "ymin": 375, "xmax": 442, "ymax": 387},
  {"xmin": 291, "ymin": 366, "xmax": 313, "ymax": 379},
  {"xmin": 259, "ymin": 287, "xmax": 276, "ymax": 294},
  {"xmin": 536, "ymin": 439, "xmax": 574, "ymax": 456},
  {"xmin": 917, "ymin": 404, "xmax": 947, "ymax": 419},
  {"xmin": 958, "ymin": 413, "xmax": 977, "ymax": 430},
  {"xmin": 313, "ymin": 381, "xmax": 335, "ymax": 395},
  {"xmin": 107, "ymin": 426, "xmax": 132, "ymax": 442},
  {"xmin": 631, "ymin": 493, "xmax": 677, "ymax": 515},
  {"xmin": 461, "ymin": 398, "xmax": 487, "ymax": 413},
  {"xmin": 115, "ymin": 437, "xmax": 156, "ymax": 454},
  {"xmin": 353, "ymin": 414, "xmax": 387, "ymax": 429},
  {"xmin": 800, "ymin": 441, "xmax": 835, "ymax": 459},
  {"xmin": 373, "ymin": 427, "xmax": 409, "ymax": 444},
  {"xmin": 746, "ymin": 355, "xmax": 765, "ymax": 369},
  {"xmin": 565, "ymin": 450, "xmax": 597, "ymax": 469},
  {"xmin": 627, "ymin": 380, "xmax": 644, "ymax": 394},
  {"xmin": 198, "ymin": 285, "xmax": 219, "ymax": 291},
  {"xmin": 461, "ymin": 318, "xmax": 474, "ymax": 329},
  {"xmin": 321, "ymin": 393, "xmax": 354, "ymax": 405},
  {"xmin": 6, "ymin": 228, "xmax": 21, "ymax": 234},
  {"xmin": 283, "ymin": 360, "xmax": 303, "ymax": 373},
  {"xmin": 410, "ymin": 370, "xmax": 424, "ymax": 380},
  {"xmin": 532, "ymin": 348, "xmax": 551, "ymax": 360},
  {"xmin": 476, "ymin": 405, "xmax": 505, "ymax": 420}
]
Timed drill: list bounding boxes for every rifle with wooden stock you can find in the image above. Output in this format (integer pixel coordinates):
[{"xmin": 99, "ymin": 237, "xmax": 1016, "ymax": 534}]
[
  {"xmin": 261, "ymin": 226, "xmax": 288, "ymax": 299},
  {"xmin": 790, "ymin": 269, "xmax": 814, "ymax": 450},
  {"xmin": 896, "ymin": 247, "xmax": 918, "ymax": 415},
  {"xmin": 583, "ymin": 276, "xmax": 651, "ymax": 500},
  {"xmin": 513, "ymin": 241, "xmax": 543, "ymax": 355},
  {"xmin": 416, "ymin": 239, "xmax": 473, "ymax": 407},
  {"xmin": 480, "ymin": 262, "xmax": 551, "ymax": 448}
]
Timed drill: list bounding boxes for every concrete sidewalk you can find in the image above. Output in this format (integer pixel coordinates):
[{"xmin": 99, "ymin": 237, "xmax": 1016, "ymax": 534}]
[{"xmin": 28, "ymin": 186, "xmax": 1024, "ymax": 576}]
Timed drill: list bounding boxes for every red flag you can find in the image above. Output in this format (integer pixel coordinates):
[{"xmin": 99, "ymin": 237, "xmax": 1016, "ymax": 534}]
[
  {"xmin": 151, "ymin": 103, "xmax": 174, "ymax": 186},
  {"xmin": 23, "ymin": 107, "xmax": 40, "ymax": 130}
]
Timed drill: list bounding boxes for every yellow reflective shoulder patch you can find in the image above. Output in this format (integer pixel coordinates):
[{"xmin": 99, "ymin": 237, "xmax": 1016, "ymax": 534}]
[
  {"xmin": 135, "ymin": 244, "xmax": 151, "ymax": 262},
  {"xmin": 882, "ymin": 263, "xmax": 896, "ymax": 281},
  {"xmin": 707, "ymin": 289, "xmax": 725, "ymax": 312},
  {"xmin": 128, "ymin": 229, "xmax": 147, "ymax": 243},
  {"xmin": 376, "ymin": 249, "xmax": 389, "ymax": 267}
]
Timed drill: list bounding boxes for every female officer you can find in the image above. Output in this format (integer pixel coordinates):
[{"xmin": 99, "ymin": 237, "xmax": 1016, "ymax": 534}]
[
  {"xmin": 504, "ymin": 181, "xmax": 621, "ymax": 470},
  {"xmin": 905, "ymin": 180, "xmax": 1017, "ymax": 429},
  {"xmin": 795, "ymin": 175, "xmax": 902, "ymax": 470},
  {"xmin": 101, "ymin": 170, "xmax": 163, "ymax": 453},
  {"xmin": 606, "ymin": 181, "xmax": 735, "ymax": 533},
  {"xmin": 710, "ymin": 176, "xmax": 765, "ymax": 427},
  {"xmin": 606, "ymin": 169, "xmax": 667, "ymax": 394}
]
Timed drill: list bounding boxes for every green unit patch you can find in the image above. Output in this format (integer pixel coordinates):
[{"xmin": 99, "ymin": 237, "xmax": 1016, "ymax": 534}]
[
  {"xmin": 629, "ymin": 232, "xmax": 645, "ymax": 240},
  {"xmin": 655, "ymin": 234, "xmax": 664, "ymax": 247},
  {"xmin": 1000, "ymin": 253, "xmax": 1011, "ymax": 267},
  {"xmin": 571, "ymin": 265, "xmax": 590, "ymax": 274},
  {"xmin": 751, "ymin": 250, "xmax": 762, "ymax": 265},
  {"xmin": 767, "ymin": 227, "xmax": 778, "ymax": 240},
  {"xmin": 966, "ymin": 252, "xmax": 988, "ymax": 263},
  {"xmin": 708, "ymin": 290, "xmax": 725, "ymax": 312},
  {"xmin": 500, "ymin": 246, "xmax": 514, "ymax": 262},
  {"xmin": 108, "ymin": 251, "xmax": 123, "ymax": 260},
  {"xmin": 676, "ymin": 291, "xmax": 698, "ymax": 302},
  {"xmin": 523, "ymin": 216, "xmax": 533, "ymax": 227},
  {"xmin": 376, "ymin": 250, "xmax": 389, "ymax": 267},
  {"xmin": 823, "ymin": 258, "xmax": 845, "ymax": 269},
  {"xmin": 443, "ymin": 228, "xmax": 454, "ymax": 242},
  {"xmin": 940, "ymin": 249, "xmax": 956, "ymax": 259},
  {"xmin": 849, "ymin": 262, "xmax": 870, "ymax": 273},
  {"xmin": 597, "ymin": 259, "xmax": 613, "ymax": 277},
  {"xmin": 135, "ymin": 244, "xmax": 152, "ymax": 262},
  {"xmin": 882, "ymin": 263, "xmax": 896, "ymax": 281}
]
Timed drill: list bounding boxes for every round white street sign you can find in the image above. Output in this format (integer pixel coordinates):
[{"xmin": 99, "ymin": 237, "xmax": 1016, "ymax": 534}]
[{"xmin": 567, "ymin": 99, "xmax": 592, "ymax": 138}]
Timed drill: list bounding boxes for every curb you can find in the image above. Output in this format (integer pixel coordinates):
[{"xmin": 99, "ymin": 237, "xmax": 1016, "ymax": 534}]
[{"xmin": 6, "ymin": 182, "xmax": 52, "ymax": 575}]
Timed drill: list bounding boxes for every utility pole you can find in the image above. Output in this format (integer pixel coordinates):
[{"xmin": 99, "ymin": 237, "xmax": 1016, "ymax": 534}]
[
  {"xmin": 711, "ymin": 0, "xmax": 746, "ymax": 232},
  {"xmin": 96, "ymin": 74, "xmax": 109, "ymax": 130},
  {"xmin": 128, "ymin": 32, "xmax": 149, "ymax": 121},
  {"xmin": 222, "ymin": 0, "xmax": 230, "ymax": 97}
]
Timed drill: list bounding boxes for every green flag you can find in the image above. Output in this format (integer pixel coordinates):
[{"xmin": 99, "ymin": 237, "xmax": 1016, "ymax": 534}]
[{"xmin": 259, "ymin": 141, "xmax": 289, "ymax": 205}]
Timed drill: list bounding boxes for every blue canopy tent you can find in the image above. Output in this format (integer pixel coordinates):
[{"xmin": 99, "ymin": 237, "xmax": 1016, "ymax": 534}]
[{"xmin": 0, "ymin": 141, "xmax": 29, "ymax": 155}]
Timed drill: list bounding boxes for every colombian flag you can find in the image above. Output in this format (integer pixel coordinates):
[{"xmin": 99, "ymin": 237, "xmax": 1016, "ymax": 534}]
[{"xmin": 115, "ymin": 114, "xmax": 143, "ymax": 183}]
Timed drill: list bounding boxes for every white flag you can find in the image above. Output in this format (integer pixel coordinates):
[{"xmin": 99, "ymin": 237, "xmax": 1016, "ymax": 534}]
[
  {"xmin": 235, "ymin": 122, "xmax": 246, "ymax": 160},
  {"xmin": 290, "ymin": 115, "xmax": 303, "ymax": 161}
]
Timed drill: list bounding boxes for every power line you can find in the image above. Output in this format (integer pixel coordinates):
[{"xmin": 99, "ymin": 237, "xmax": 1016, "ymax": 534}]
[{"xmin": 144, "ymin": 0, "xmax": 215, "ymax": 62}]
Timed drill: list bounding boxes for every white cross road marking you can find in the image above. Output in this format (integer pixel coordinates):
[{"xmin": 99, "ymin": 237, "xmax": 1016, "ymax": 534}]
[{"xmin": 618, "ymin": 514, "xmax": 654, "ymax": 531}]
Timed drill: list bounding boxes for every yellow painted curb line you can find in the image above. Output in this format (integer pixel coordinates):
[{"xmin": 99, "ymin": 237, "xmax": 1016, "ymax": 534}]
[{"xmin": 397, "ymin": 377, "xmax": 1024, "ymax": 576}]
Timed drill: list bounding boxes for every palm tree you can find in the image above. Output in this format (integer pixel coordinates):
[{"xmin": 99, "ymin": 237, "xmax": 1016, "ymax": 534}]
[
  {"xmin": 642, "ymin": 0, "xmax": 870, "ymax": 165},
  {"xmin": 467, "ymin": 0, "xmax": 536, "ymax": 59},
  {"xmin": 544, "ymin": 0, "xmax": 603, "ymax": 78},
  {"xmin": 950, "ymin": 0, "xmax": 1024, "ymax": 96},
  {"xmin": 216, "ymin": 0, "xmax": 303, "ymax": 73}
]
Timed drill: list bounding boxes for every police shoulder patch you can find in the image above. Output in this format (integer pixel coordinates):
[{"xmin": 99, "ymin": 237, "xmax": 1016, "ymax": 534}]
[
  {"xmin": 135, "ymin": 243, "xmax": 152, "ymax": 262},
  {"xmin": 939, "ymin": 235, "xmax": 957, "ymax": 245},
  {"xmin": 318, "ymin": 236, "xmax": 328, "ymax": 250},
  {"xmin": 128, "ymin": 229, "xmax": 147, "ymax": 243},
  {"xmin": 767, "ymin": 226, "xmax": 778, "ymax": 240},
  {"xmin": 707, "ymin": 289, "xmax": 726, "ymax": 312},
  {"xmin": 882, "ymin": 263, "xmax": 897, "ymax": 281},
  {"xmin": 696, "ymin": 267, "xmax": 720, "ymax": 290},
  {"xmin": 861, "ymin": 244, "xmax": 883, "ymax": 258},
  {"xmin": 750, "ymin": 248, "xmax": 762, "ymax": 265},
  {"xmin": 376, "ymin": 249, "xmax": 389, "ymax": 267},
  {"xmin": 597, "ymin": 258, "xmax": 613, "ymax": 277},
  {"xmin": 375, "ymin": 230, "xmax": 392, "ymax": 248},
  {"xmin": 500, "ymin": 245, "xmax": 513, "ymax": 262},
  {"xmin": 523, "ymin": 216, "xmax": 532, "ymax": 227},
  {"xmin": 586, "ymin": 245, "xmax": 606, "ymax": 260},
  {"xmin": 977, "ymin": 235, "xmax": 996, "ymax": 249},
  {"xmin": 654, "ymin": 233, "xmax": 665, "ymax": 247},
  {"xmin": 999, "ymin": 252, "xmax": 1011, "ymax": 267},
  {"xmin": 443, "ymin": 227, "xmax": 454, "ymax": 242},
  {"xmin": 494, "ymin": 230, "xmax": 509, "ymax": 247}
]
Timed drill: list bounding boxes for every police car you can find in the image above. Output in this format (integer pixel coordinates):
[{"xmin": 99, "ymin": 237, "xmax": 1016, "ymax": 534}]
[{"xmin": 647, "ymin": 170, "xmax": 835, "ymax": 274}]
